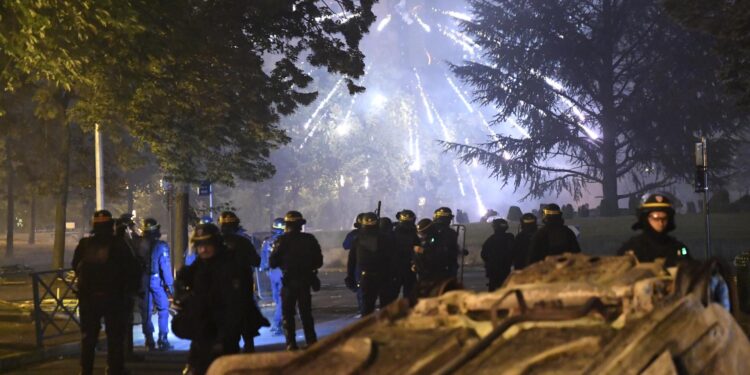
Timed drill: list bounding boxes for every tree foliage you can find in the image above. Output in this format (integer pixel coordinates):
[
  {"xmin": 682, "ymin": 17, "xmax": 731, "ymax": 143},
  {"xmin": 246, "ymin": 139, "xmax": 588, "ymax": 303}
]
[
  {"xmin": 446, "ymin": 0, "xmax": 747, "ymax": 215},
  {"xmin": 664, "ymin": 0, "xmax": 750, "ymax": 110}
]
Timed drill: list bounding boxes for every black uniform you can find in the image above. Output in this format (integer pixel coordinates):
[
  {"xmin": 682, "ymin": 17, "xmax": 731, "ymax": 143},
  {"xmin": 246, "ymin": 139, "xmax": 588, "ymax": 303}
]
[
  {"xmin": 348, "ymin": 227, "xmax": 392, "ymax": 315},
  {"xmin": 512, "ymin": 229, "xmax": 535, "ymax": 270},
  {"xmin": 173, "ymin": 243, "xmax": 248, "ymax": 374},
  {"xmin": 433, "ymin": 224, "xmax": 460, "ymax": 277},
  {"xmin": 415, "ymin": 229, "xmax": 454, "ymax": 283},
  {"xmin": 481, "ymin": 232, "xmax": 515, "ymax": 291},
  {"xmin": 617, "ymin": 231, "xmax": 690, "ymax": 267},
  {"xmin": 73, "ymin": 233, "xmax": 139, "ymax": 375},
  {"xmin": 390, "ymin": 222, "xmax": 419, "ymax": 300},
  {"xmin": 269, "ymin": 231, "xmax": 324, "ymax": 349},
  {"xmin": 222, "ymin": 232, "xmax": 265, "ymax": 353},
  {"xmin": 527, "ymin": 220, "xmax": 581, "ymax": 264}
]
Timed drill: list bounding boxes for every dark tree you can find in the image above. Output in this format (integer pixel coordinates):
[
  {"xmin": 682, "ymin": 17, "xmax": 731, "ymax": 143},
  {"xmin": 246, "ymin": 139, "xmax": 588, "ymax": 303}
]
[
  {"xmin": 664, "ymin": 0, "xmax": 750, "ymax": 110},
  {"xmin": 446, "ymin": 0, "xmax": 746, "ymax": 216}
]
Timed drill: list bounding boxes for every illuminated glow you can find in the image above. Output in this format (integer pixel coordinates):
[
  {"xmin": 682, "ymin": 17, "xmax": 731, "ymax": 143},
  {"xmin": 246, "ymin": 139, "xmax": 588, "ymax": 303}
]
[
  {"xmin": 363, "ymin": 169, "xmax": 369, "ymax": 190},
  {"xmin": 425, "ymin": 49, "xmax": 432, "ymax": 65},
  {"xmin": 446, "ymin": 76, "xmax": 473, "ymax": 113},
  {"xmin": 409, "ymin": 135, "xmax": 422, "ymax": 171},
  {"xmin": 377, "ymin": 14, "xmax": 392, "ymax": 32},
  {"xmin": 418, "ymin": 197, "xmax": 427, "ymax": 207},
  {"xmin": 335, "ymin": 121, "xmax": 351, "ymax": 137},
  {"xmin": 371, "ymin": 92, "xmax": 388, "ymax": 109},
  {"xmin": 340, "ymin": 175, "xmax": 346, "ymax": 187}
]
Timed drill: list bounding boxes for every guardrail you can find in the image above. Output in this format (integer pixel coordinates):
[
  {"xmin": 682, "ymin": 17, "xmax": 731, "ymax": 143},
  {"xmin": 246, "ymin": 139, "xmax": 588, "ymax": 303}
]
[{"xmin": 31, "ymin": 269, "xmax": 79, "ymax": 348}]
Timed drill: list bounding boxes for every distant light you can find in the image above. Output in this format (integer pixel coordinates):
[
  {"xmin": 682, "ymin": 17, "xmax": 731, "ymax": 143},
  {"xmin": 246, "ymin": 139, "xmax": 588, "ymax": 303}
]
[
  {"xmin": 340, "ymin": 175, "xmax": 346, "ymax": 187},
  {"xmin": 418, "ymin": 197, "xmax": 427, "ymax": 207},
  {"xmin": 335, "ymin": 121, "xmax": 351, "ymax": 137},
  {"xmin": 446, "ymin": 76, "xmax": 474, "ymax": 113},
  {"xmin": 502, "ymin": 151, "xmax": 511, "ymax": 160},
  {"xmin": 377, "ymin": 14, "xmax": 392, "ymax": 32}
]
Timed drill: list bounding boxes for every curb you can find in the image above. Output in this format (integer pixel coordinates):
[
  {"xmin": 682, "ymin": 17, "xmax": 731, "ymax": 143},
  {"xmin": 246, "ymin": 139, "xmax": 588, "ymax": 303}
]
[{"xmin": 0, "ymin": 341, "xmax": 79, "ymax": 372}]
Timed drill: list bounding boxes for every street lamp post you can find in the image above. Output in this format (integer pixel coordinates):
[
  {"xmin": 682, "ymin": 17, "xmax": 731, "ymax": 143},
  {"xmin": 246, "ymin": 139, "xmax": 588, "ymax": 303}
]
[{"xmin": 94, "ymin": 123, "xmax": 105, "ymax": 210}]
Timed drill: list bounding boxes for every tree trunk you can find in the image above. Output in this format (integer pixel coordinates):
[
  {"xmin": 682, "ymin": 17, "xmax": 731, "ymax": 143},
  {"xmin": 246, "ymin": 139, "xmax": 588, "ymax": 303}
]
[
  {"xmin": 600, "ymin": 135, "xmax": 619, "ymax": 217},
  {"xmin": 5, "ymin": 135, "xmax": 14, "ymax": 258},
  {"xmin": 172, "ymin": 183, "xmax": 190, "ymax": 272},
  {"xmin": 52, "ymin": 122, "xmax": 71, "ymax": 269},
  {"xmin": 28, "ymin": 193, "xmax": 36, "ymax": 245}
]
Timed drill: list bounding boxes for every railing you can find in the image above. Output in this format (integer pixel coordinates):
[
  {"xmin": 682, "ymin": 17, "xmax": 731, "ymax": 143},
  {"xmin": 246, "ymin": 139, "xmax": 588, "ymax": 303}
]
[{"xmin": 31, "ymin": 269, "xmax": 80, "ymax": 348}]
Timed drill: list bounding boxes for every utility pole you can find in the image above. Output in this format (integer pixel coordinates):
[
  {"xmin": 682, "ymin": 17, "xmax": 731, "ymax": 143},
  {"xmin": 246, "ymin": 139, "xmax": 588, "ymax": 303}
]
[
  {"xmin": 94, "ymin": 123, "xmax": 105, "ymax": 210},
  {"xmin": 695, "ymin": 137, "xmax": 711, "ymax": 259}
]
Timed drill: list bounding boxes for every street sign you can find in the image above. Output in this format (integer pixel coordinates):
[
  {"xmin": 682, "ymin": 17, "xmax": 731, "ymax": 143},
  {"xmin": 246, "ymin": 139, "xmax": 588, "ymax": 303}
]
[{"xmin": 198, "ymin": 181, "xmax": 212, "ymax": 196}]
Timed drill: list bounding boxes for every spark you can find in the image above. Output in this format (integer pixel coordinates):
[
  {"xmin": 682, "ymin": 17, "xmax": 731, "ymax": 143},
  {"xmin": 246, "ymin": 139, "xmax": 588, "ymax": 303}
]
[
  {"xmin": 371, "ymin": 93, "xmax": 388, "ymax": 109},
  {"xmin": 414, "ymin": 70, "xmax": 434, "ymax": 124},
  {"xmin": 363, "ymin": 169, "xmax": 369, "ymax": 190},
  {"xmin": 303, "ymin": 78, "xmax": 344, "ymax": 130},
  {"xmin": 436, "ymin": 24, "xmax": 479, "ymax": 55},
  {"xmin": 339, "ymin": 175, "xmax": 346, "ymax": 187},
  {"xmin": 425, "ymin": 49, "xmax": 432, "ymax": 65},
  {"xmin": 418, "ymin": 197, "xmax": 427, "ymax": 207},
  {"xmin": 415, "ymin": 15, "xmax": 431, "ymax": 32},
  {"xmin": 446, "ymin": 11, "xmax": 473, "ymax": 22},
  {"xmin": 446, "ymin": 76, "xmax": 473, "ymax": 113},
  {"xmin": 409, "ymin": 134, "xmax": 422, "ymax": 171},
  {"xmin": 467, "ymin": 172, "xmax": 488, "ymax": 218},
  {"xmin": 429, "ymin": 99, "xmax": 467, "ymax": 196},
  {"xmin": 315, "ymin": 11, "xmax": 357, "ymax": 23},
  {"xmin": 506, "ymin": 117, "xmax": 532, "ymax": 139},
  {"xmin": 377, "ymin": 14, "xmax": 392, "ymax": 32}
]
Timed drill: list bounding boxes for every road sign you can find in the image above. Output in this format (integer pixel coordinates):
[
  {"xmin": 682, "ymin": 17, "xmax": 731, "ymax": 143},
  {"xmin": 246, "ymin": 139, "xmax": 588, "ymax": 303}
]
[{"xmin": 198, "ymin": 181, "xmax": 212, "ymax": 196}]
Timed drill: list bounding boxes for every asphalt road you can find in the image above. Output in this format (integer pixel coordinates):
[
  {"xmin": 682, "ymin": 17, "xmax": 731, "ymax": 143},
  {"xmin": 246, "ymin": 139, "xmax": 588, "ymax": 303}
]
[{"xmin": 6, "ymin": 267, "xmax": 489, "ymax": 374}]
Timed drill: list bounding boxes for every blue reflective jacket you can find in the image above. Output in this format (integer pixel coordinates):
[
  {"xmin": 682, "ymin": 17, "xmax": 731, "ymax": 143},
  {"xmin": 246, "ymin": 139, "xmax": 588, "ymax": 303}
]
[{"xmin": 150, "ymin": 240, "xmax": 174, "ymax": 289}]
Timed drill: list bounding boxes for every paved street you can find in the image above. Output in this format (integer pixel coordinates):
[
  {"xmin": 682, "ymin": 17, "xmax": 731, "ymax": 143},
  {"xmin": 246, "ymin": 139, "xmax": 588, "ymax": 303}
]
[{"xmin": 4, "ymin": 267, "xmax": 488, "ymax": 374}]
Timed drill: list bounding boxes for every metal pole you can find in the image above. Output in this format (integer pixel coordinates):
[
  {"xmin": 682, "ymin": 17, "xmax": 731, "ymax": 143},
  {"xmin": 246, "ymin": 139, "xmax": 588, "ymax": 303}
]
[
  {"xmin": 94, "ymin": 123, "xmax": 105, "ymax": 210},
  {"xmin": 209, "ymin": 188, "xmax": 214, "ymax": 219},
  {"xmin": 702, "ymin": 136, "xmax": 711, "ymax": 259}
]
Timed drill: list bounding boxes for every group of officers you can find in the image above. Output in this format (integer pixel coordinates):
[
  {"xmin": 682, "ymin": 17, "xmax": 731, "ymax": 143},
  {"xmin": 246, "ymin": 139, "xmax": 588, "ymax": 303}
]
[{"xmin": 70, "ymin": 193, "xmax": 693, "ymax": 375}]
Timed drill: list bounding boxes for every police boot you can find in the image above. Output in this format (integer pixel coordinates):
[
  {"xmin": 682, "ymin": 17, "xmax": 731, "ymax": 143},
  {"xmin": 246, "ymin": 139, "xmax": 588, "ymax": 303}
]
[
  {"xmin": 283, "ymin": 320, "xmax": 298, "ymax": 351},
  {"xmin": 145, "ymin": 335, "xmax": 156, "ymax": 351},
  {"xmin": 157, "ymin": 333, "xmax": 173, "ymax": 351}
]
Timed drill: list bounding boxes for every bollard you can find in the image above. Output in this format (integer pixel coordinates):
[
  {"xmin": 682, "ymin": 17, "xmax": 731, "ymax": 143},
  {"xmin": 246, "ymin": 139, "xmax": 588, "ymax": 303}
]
[{"xmin": 734, "ymin": 251, "xmax": 750, "ymax": 313}]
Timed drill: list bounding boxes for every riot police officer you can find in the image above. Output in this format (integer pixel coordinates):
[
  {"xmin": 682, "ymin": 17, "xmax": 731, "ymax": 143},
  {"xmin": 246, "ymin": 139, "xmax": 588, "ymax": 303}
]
[
  {"xmin": 481, "ymin": 219, "xmax": 515, "ymax": 291},
  {"xmin": 139, "ymin": 218, "xmax": 173, "ymax": 351},
  {"xmin": 115, "ymin": 213, "xmax": 142, "ymax": 358},
  {"xmin": 512, "ymin": 213, "xmax": 537, "ymax": 270},
  {"xmin": 347, "ymin": 212, "xmax": 392, "ymax": 315},
  {"xmin": 261, "ymin": 218, "xmax": 285, "ymax": 335},
  {"xmin": 414, "ymin": 218, "xmax": 454, "ymax": 283},
  {"xmin": 269, "ymin": 211, "xmax": 324, "ymax": 350},
  {"xmin": 527, "ymin": 204, "xmax": 581, "ymax": 264},
  {"xmin": 73, "ymin": 210, "xmax": 139, "ymax": 375},
  {"xmin": 432, "ymin": 207, "xmax": 461, "ymax": 277},
  {"xmin": 390, "ymin": 209, "xmax": 420, "ymax": 300},
  {"xmin": 617, "ymin": 194, "xmax": 691, "ymax": 266},
  {"xmin": 218, "ymin": 211, "xmax": 266, "ymax": 352},
  {"xmin": 343, "ymin": 213, "xmax": 366, "ymax": 312},
  {"xmin": 174, "ymin": 223, "xmax": 250, "ymax": 375}
]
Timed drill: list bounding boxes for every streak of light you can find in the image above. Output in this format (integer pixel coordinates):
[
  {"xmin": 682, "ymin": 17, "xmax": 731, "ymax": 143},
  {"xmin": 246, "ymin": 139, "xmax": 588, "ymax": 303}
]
[
  {"xmin": 506, "ymin": 117, "xmax": 532, "ymax": 139},
  {"xmin": 339, "ymin": 175, "xmax": 346, "ymax": 187},
  {"xmin": 315, "ymin": 11, "xmax": 357, "ymax": 23},
  {"xmin": 409, "ymin": 135, "xmax": 422, "ymax": 172},
  {"xmin": 544, "ymin": 77, "xmax": 597, "ymax": 139},
  {"xmin": 446, "ymin": 10, "xmax": 473, "ymax": 22},
  {"xmin": 467, "ymin": 172, "xmax": 488, "ymax": 218},
  {"xmin": 303, "ymin": 77, "xmax": 344, "ymax": 130},
  {"xmin": 377, "ymin": 14, "xmax": 392, "ymax": 32},
  {"xmin": 446, "ymin": 75, "xmax": 473, "ymax": 113},
  {"xmin": 414, "ymin": 70, "xmax": 434, "ymax": 124},
  {"xmin": 436, "ymin": 24, "xmax": 479, "ymax": 55},
  {"xmin": 415, "ymin": 15, "xmax": 431, "ymax": 32},
  {"xmin": 429, "ymin": 99, "xmax": 467, "ymax": 196},
  {"xmin": 425, "ymin": 49, "xmax": 432, "ymax": 65}
]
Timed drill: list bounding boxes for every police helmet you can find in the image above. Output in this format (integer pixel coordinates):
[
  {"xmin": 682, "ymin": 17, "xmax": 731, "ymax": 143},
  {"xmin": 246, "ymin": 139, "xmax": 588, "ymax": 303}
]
[
  {"xmin": 141, "ymin": 218, "xmax": 161, "ymax": 233},
  {"xmin": 520, "ymin": 213, "xmax": 537, "ymax": 225},
  {"xmin": 219, "ymin": 211, "xmax": 240, "ymax": 226},
  {"xmin": 284, "ymin": 211, "xmax": 307, "ymax": 225},
  {"xmin": 396, "ymin": 209, "xmax": 416, "ymax": 222},
  {"xmin": 360, "ymin": 212, "xmax": 378, "ymax": 227},
  {"xmin": 92, "ymin": 210, "xmax": 114, "ymax": 224},
  {"xmin": 272, "ymin": 217, "xmax": 285, "ymax": 231},
  {"xmin": 433, "ymin": 207, "xmax": 454, "ymax": 220},
  {"xmin": 118, "ymin": 213, "xmax": 135, "ymax": 227},
  {"xmin": 416, "ymin": 218, "xmax": 433, "ymax": 233},
  {"xmin": 354, "ymin": 213, "xmax": 366, "ymax": 229},
  {"xmin": 379, "ymin": 217, "xmax": 393, "ymax": 232},
  {"xmin": 199, "ymin": 216, "xmax": 214, "ymax": 225},
  {"xmin": 191, "ymin": 223, "xmax": 222, "ymax": 245},
  {"xmin": 633, "ymin": 194, "xmax": 676, "ymax": 232},
  {"xmin": 492, "ymin": 218, "xmax": 509, "ymax": 232}
]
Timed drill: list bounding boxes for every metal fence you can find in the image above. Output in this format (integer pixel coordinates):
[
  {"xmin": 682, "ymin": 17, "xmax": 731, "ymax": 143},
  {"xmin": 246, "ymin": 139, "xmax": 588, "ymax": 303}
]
[{"xmin": 31, "ymin": 269, "xmax": 80, "ymax": 348}]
